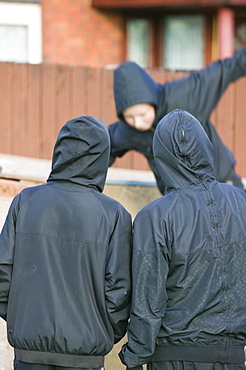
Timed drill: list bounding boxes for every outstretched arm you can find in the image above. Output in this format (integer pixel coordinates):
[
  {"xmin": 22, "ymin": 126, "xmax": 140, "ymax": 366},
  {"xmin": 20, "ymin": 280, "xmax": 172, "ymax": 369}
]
[
  {"xmin": 162, "ymin": 46, "xmax": 246, "ymax": 122},
  {"xmin": 108, "ymin": 121, "xmax": 134, "ymax": 165}
]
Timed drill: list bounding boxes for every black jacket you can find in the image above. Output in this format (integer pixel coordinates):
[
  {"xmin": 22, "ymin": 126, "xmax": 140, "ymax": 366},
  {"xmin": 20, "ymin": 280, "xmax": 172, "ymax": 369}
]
[
  {"xmin": 0, "ymin": 116, "xmax": 132, "ymax": 368},
  {"xmin": 109, "ymin": 46, "xmax": 246, "ymax": 193},
  {"xmin": 119, "ymin": 110, "xmax": 246, "ymax": 368}
]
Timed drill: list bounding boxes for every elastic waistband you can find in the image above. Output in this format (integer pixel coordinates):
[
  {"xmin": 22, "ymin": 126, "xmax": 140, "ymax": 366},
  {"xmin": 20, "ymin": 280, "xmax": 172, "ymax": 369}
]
[
  {"xmin": 15, "ymin": 349, "xmax": 104, "ymax": 368},
  {"xmin": 154, "ymin": 345, "xmax": 245, "ymax": 364}
]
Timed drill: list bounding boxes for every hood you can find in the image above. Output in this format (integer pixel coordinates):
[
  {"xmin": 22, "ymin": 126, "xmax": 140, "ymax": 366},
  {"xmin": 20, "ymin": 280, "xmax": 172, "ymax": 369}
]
[
  {"xmin": 48, "ymin": 116, "xmax": 110, "ymax": 192},
  {"xmin": 153, "ymin": 109, "xmax": 214, "ymax": 193},
  {"xmin": 114, "ymin": 61, "xmax": 159, "ymax": 119}
]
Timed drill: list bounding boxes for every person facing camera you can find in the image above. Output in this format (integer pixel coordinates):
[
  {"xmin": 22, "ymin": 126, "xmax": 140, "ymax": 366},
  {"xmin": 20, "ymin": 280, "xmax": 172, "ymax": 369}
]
[{"xmin": 109, "ymin": 47, "xmax": 246, "ymax": 193}]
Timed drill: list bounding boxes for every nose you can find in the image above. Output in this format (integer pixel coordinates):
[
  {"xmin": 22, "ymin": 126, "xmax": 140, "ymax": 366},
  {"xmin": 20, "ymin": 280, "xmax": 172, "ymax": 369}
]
[{"xmin": 134, "ymin": 116, "xmax": 143, "ymax": 130}]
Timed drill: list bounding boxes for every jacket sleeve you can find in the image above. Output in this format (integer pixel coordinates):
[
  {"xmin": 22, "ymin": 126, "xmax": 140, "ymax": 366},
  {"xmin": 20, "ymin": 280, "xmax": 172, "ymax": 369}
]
[
  {"xmin": 0, "ymin": 196, "xmax": 19, "ymax": 320},
  {"xmin": 105, "ymin": 209, "xmax": 132, "ymax": 343},
  {"xmin": 108, "ymin": 121, "xmax": 132, "ymax": 165},
  {"xmin": 119, "ymin": 209, "xmax": 170, "ymax": 368},
  {"xmin": 163, "ymin": 46, "xmax": 246, "ymax": 122}
]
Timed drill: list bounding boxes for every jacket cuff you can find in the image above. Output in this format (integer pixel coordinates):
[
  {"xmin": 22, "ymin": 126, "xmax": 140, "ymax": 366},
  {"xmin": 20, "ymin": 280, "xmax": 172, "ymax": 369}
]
[
  {"xmin": 0, "ymin": 303, "xmax": 7, "ymax": 321},
  {"xmin": 126, "ymin": 366, "xmax": 143, "ymax": 370}
]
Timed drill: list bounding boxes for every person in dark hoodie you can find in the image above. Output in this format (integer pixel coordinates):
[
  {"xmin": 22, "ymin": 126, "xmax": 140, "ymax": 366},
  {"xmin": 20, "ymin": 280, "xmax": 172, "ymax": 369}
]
[
  {"xmin": 109, "ymin": 46, "xmax": 246, "ymax": 194},
  {"xmin": 0, "ymin": 116, "xmax": 132, "ymax": 370},
  {"xmin": 119, "ymin": 109, "xmax": 246, "ymax": 370}
]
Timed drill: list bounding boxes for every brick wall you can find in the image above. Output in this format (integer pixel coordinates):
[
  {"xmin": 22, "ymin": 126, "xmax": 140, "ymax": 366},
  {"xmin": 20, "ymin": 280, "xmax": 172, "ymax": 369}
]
[{"xmin": 42, "ymin": 0, "xmax": 125, "ymax": 67}]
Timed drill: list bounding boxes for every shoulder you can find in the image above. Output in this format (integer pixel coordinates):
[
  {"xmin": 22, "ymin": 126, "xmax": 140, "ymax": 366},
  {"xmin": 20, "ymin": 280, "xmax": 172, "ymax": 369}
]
[
  {"xmin": 109, "ymin": 120, "xmax": 132, "ymax": 137},
  {"xmin": 4, "ymin": 184, "xmax": 46, "ymax": 221},
  {"xmin": 135, "ymin": 190, "xmax": 185, "ymax": 223},
  {"xmin": 135, "ymin": 195, "xmax": 168, "ymax": 222},
  {"xmin": 96, "ymin": 191, "xmax": 132, "ymax": 221},
  {"xmin": 108, "ymin": 120, "xmax": 130, "ymax": 142},
  {"xmin": 12, "ymin": 184, "xmax": 46, "ymax": 205},
  {"xmin": 217, "ymin": 181, "xmax": 246, "ymax": 201}
]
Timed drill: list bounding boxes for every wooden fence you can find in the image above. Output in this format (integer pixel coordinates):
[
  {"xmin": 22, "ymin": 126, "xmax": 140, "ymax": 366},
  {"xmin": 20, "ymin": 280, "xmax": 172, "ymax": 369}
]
[{"xmin": 1, "ymin": 61, "xmax": 246, "ymax": 177}]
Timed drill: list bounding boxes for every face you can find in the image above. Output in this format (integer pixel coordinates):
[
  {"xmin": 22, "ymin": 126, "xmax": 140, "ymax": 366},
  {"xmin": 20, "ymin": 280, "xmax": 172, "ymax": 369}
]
[{"xmin": 122, "ymin": 103, "xmax": 156, "ymax": 131}]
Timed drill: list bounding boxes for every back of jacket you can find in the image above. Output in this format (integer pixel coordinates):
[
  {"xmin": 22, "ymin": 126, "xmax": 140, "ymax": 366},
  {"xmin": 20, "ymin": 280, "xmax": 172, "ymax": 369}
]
[
  {"xmin": 120, "ymin": 110, "xmax": 246, "ymax": 368},
  {"xmin": 0, "ymin": 116, "xmax": 132, "ymax": 367}
]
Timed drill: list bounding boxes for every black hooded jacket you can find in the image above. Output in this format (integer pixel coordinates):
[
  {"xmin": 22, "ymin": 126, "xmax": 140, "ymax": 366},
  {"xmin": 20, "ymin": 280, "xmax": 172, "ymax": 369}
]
[
  {"xmin": 119, "ymin": 110, "xmax": 246, "ymax": 368},
  {"xmin": 0, "ymin": 116, "xmax": 132, "ymax": 368},
  {"xmin": 109, "ymin": 46, "xmax": 246, "ymax": 193}
]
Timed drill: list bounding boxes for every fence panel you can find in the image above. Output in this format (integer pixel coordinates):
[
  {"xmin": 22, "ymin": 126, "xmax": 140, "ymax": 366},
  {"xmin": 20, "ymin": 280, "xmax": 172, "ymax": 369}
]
[
  {"xmin": 101, "ymin": 68, "xmax": 117, "ymax": 125},
  {"xmin": 86, "ymin": 67, "xmax": 103, "ymax": 119},
  {"xmin": 12, "ymin": 63, "xmax": 28, "ymax": 156},
  {"xmin": 1, "ymin": 61, "xmax": 246, "ymax": 178},
  {"xmin": 56, "ymin": 64, "xmax": 71, "ymax": 131},
  {"xmin": 27, "ymin": 64, "xmax": 41, "ymax": 158},
  {"xmin": 40, "ymin": 63, "xmax": 57, "ymax": 159},
  {"xmin": 215, "ymin": 83, "xmax": 236, "ymax": 153},
  {"xmin": 70, "ymin": 66, "xmax": 88, "ymax": 118},
  {"xmin": 0, "ymin": 63, "xmax": 12, "ymax": 153},
  {"xmin": 234, "ymin": 78, "xmax": 246, "ymax": 176}
]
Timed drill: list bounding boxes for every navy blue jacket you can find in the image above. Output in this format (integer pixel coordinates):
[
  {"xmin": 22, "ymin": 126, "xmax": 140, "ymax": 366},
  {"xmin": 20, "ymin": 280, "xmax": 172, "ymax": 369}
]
[
  {"xmin": 0, "ymin": 116, "xmax": 132, "ymax": 368},
  {"xmin": 109, "ymin": 47, "xmax": 246, "ymax": 193},
  {"xmin": 120, "ymin": 110, "xmax": 246, "ymax": 368}
]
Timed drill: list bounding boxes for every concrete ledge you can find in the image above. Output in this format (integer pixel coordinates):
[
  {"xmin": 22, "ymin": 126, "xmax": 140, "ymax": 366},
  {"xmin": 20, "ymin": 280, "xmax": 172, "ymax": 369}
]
[
  {"xmin": 1, "ymin": 153, "xmax": 244, "ymax": 219},
  {"xmin": 0, "ymin": 153, "xmax": 160, "ymax": 218},
  {"xmin": 0, "ymin": 153, "xmax": 157, "ymax": 188},
  {"xmin": 0, "ymin": 153, "xmax": 51, "ymax": 183}
]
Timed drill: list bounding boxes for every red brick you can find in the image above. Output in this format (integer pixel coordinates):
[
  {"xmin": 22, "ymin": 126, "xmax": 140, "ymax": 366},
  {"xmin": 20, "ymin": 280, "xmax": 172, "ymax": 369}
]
[{"xmin": 42, "ymin": 0, "xmax": 124, "ymax": 66}]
